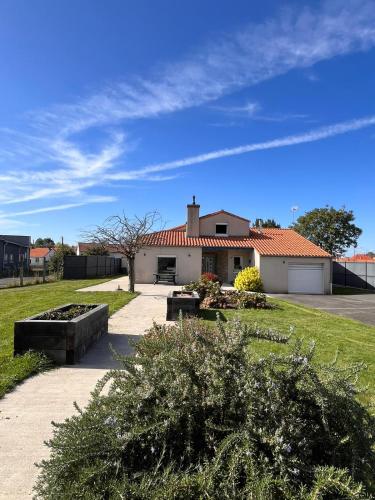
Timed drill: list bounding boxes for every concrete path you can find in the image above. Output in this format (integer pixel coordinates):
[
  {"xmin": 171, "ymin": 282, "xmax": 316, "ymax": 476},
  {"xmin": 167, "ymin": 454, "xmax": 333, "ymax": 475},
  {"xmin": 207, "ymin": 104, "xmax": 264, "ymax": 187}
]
[
  {"xmin": 0, "ymin": 278, "xmax": 179, "ymax": 499},
  {"xmin": 271, "ymin": 292, "xmax": 375, "ymax": 327}
]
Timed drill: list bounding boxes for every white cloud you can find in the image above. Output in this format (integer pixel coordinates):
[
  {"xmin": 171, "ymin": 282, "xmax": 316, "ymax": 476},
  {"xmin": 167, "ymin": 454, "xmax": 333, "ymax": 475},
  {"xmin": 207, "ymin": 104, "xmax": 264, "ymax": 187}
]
[
  {"xmin": 0, "ymin": 0, "xmax": 374, "ymax": 214},
  {"xmin": 108, "ymin": 115, "xmax": 375, "ymax": 179},
  {"xmin": 211, "ymin": 101, "xmax": 261, "ymax": 116},
  {"xmin": 1, "ymin": 197, "xmax": 115, "ymax": 217},
  {"xmin": 20, "ymin": 0, "xmax": 375, "ymax": 137},
  {"xmin": 210, "ymin": 100, "xmax": 310, "ymax": 123}
]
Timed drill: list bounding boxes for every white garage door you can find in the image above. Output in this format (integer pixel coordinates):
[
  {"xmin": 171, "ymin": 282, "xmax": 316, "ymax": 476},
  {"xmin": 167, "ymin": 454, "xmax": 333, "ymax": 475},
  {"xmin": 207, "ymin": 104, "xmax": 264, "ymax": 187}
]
[{"xmin": 288, "ymin": 264, "xmax": 324, "ymax": 294}]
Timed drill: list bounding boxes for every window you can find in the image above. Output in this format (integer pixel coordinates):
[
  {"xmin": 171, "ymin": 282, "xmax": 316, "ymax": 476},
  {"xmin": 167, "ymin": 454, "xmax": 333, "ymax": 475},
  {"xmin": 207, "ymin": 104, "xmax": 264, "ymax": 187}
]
[
  {"xmin": 157, "ymin": 256, "xmax": 176, "ymax": 273},
  {"xmin": 4, "ymin": 253, "xmax": 8, "ymax": 263},
  {"xmin": 35, "ymin": 257, "xmax": 40, "ymax": 263},
  {"xmin": 215, "ymin": 223, "xmax": 228, "ymax": 235},
  {"xmin": 9, "ymin": 254, "xmax": 13, "ymax": 262},
  {"xmin": 233, "ymin": 256, "xmax": 242, "ymax": 270}
]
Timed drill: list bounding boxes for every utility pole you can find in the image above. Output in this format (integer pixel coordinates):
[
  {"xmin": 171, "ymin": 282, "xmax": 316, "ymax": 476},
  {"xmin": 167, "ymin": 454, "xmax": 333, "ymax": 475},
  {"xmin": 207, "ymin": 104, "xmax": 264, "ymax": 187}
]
[{"xmin": 19, "ymin": 254, "xmax": 24, "ymax": 287}]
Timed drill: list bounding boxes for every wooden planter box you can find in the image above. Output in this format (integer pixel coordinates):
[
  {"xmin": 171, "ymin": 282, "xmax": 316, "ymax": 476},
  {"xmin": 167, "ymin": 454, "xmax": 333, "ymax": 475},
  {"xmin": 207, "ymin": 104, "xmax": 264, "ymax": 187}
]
[
  {"xmin": 166, "ymin": 291, "xmax": 200, "ymax": 320},
  {"xmin": 14, "ymin": 303, "xmax": 108, "ymax": 364}
]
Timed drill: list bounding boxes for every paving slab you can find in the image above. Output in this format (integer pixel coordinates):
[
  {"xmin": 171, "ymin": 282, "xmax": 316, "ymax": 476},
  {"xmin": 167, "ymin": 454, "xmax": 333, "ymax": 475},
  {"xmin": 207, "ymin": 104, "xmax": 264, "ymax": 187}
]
[
  {"xmin": 0, "ymin": 277, "xmax": 178, "ymax": 499},
  {"xmin": 271, "ymin": 293, "xmax": 375, "ymax": 327}
]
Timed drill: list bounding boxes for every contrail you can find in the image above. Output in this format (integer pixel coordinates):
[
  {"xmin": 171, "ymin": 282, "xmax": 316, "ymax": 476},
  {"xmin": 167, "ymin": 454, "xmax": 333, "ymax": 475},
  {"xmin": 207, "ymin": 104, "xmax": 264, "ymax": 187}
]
[{"xmin": 110, "ymin": 115, "xmax": 375, "ymax": 180}]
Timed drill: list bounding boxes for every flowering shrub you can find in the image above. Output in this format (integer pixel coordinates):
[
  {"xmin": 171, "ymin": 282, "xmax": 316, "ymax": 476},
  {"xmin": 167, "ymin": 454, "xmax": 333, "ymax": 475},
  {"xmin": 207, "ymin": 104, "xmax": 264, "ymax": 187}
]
[
  {"xmin": 184, "ymin": 277, "xmax": 221, "ymax": 300},
  {"xmin": 35, "ymin": 317, "xmax": 375, "ymax": 498},
  {"xmin": 201, "ymin": 272, "xmax": 220, "ymax": 282},
  {"xmin": 234, "ymin": 266, "xmax": 263, "ymax": 292},
  {"xmin": 185, "ymin": 276, "xmax": 271, "ymax": 309}
]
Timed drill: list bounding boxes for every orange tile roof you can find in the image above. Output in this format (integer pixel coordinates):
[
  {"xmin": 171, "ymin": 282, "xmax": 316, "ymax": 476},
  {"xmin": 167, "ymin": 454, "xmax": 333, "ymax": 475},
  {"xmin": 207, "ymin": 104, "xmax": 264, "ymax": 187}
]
[
  {"xmin": 143, "ymin": 227, "xmax": 331, "ymax": 258},
  {"xmin": 336, "ymin": 254, "xmax": 375, "ymax": 262},
  {"xmin": 30, "ymin": 247, "xmax": 51, "ymax": 258}
]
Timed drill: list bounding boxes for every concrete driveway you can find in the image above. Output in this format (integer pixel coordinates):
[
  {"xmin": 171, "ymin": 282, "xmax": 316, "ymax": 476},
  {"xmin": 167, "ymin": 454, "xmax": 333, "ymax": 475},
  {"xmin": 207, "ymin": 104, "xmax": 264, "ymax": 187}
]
[{"xmin": 272, "ymin": 293, "xmax": 375, "ymax": 327}]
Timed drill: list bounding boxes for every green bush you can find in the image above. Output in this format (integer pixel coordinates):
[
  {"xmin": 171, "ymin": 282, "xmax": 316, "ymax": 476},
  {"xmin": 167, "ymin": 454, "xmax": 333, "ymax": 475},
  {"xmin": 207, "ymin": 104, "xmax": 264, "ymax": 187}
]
[
  {"xmin": 184, "ymin": 277, "xmax": 221, "ymax": 300},
  {"xmin": 234, "ymin": 266, "xmax": 263, "ymax": 292},
  {"xmin": 35, "ymin": 317, "xmax": 375, "ymax": 499},
  {"xmin": 48, "ymin": 243, "xmax": 76, "ymax": 277},
  {"xmin": 225, "ymin": 290, "xmax": 269, "ymax": 309}
]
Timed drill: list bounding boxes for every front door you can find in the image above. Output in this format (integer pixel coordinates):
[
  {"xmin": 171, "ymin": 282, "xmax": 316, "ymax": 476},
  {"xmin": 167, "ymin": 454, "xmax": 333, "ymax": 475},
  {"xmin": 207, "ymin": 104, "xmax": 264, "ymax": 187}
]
[
  {"xmin": 202, "ymin": 255, "xmax": 216, "ymax": 274},
  {"xmin": 232, "ymin": 256, "xmax": 243, "ymax": 281}
]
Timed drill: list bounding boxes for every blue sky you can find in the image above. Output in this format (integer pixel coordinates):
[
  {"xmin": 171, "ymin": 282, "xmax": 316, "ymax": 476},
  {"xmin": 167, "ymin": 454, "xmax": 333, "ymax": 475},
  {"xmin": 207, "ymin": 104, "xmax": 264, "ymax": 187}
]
[{"xmin": 0, "ymin": 0, "xmax": 375, "ymax": 253}]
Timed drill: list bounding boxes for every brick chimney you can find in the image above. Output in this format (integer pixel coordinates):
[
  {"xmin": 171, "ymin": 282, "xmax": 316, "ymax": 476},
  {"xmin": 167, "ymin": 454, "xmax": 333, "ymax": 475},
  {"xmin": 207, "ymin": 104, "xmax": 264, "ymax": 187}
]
[{"xmin": 186, "ymin": 196, "xmax": 200, "ymax": 237}]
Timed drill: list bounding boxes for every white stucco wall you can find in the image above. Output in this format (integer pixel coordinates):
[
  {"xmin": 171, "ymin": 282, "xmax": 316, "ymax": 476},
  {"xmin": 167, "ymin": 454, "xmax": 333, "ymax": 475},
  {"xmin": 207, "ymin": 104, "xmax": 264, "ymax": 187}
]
[
  {"xmin": 254, "ymin": 251, "xmax": 332, "ymax": 294},
  {"xmin": 199, "ymin": 213, "xmax": 249, "ymax": 236},
  {"xmin": 135, "ymin": 246, "xmax": 202, "ymax": 284}
]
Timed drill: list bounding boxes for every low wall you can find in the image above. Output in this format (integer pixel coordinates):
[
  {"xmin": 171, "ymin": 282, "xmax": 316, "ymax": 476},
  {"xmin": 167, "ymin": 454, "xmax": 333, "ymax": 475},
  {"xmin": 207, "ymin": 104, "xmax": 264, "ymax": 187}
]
[{"xmin": 14, "ymin": 303, "xmax": 109, "ymax": 364}]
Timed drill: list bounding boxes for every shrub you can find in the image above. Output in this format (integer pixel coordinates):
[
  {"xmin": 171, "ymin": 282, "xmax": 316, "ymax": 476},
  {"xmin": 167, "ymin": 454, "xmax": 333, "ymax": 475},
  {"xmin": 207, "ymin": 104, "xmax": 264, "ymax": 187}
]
[
  {"xmin": 35, "ymin": 317, "xmax": 375, "ymax": 499},
  {"xmin": 48, "ymin": 243, "xmax": 76, "ymax": 277},
  {"xmin": 201, "ymin": 272, "xmax": 220, "ymax": 283},
  {"xmin": 186, "ymin": 275, "xmax": 271, "ymax": 309},
  {"xmin": 184, "ymin": 277, "xmax": 221, "ymax": 301},
  {"xmin": 234, "ymin": 266, "xmax": 263, "ymax": 292},
  {"xmin": 226, "ymin": 290, "xmax": 270, "ymax": 309}
]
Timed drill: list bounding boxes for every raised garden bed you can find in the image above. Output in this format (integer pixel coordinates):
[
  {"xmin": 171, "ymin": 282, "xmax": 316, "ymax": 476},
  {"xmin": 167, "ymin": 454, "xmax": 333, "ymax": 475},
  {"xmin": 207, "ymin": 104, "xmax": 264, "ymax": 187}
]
[
  {"xmin": 14, "ymin": 303, "xmax": 108, "ymax": 364},
  {"xmin": 166, "ymin": 290, "xmax": 200, "ymax": 320}
]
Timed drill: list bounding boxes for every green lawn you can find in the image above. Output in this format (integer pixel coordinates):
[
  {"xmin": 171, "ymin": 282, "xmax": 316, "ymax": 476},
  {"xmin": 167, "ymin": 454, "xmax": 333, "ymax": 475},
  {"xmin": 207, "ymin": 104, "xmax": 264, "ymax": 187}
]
[
  {"xmin": 0, "ymin": 278, "xmax": 136, "ymax": 398},
  {"xmin": 200, "ymin": 298, "xmax": 375, "ymax": 405}
]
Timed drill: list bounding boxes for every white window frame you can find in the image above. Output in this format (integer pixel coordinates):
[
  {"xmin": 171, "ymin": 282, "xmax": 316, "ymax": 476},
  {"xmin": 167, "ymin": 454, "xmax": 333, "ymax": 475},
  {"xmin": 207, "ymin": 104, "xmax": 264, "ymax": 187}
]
[
  {"xmin": 215, "ymin": 222, "xmax": 228, "ymax": 236},
  {"xmin": 157, "ymin": 255, "xmax": 177, "ymax": 274}
]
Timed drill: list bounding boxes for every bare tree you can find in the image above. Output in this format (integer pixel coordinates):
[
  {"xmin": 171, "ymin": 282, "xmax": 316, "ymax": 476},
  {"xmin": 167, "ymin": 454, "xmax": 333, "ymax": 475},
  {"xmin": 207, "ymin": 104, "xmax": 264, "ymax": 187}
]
[{"xmin": 82, "ymin": 211, "xmax": 162, "ymax": 292}]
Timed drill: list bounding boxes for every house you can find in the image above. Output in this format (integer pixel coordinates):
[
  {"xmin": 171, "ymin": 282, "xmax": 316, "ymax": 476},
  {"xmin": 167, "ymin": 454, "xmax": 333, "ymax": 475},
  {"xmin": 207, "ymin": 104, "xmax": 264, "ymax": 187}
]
[
  {"xmin": 0, "ymin": 235, "xmax": 31, "ymax": 275},
  {"xmin": 336, "ymin": 253, "xmax": 375, "ymax": 262},
  {"xmin": 136, "ymin": 198, "xmax": 332, "ymax": 294},
  {"xmin": 76, "ymin": 243, "xmax": 128, "ymax": 272},
  {"xmin": 30, "ymin": 247, "xmax": 56, "ymax": 271}
]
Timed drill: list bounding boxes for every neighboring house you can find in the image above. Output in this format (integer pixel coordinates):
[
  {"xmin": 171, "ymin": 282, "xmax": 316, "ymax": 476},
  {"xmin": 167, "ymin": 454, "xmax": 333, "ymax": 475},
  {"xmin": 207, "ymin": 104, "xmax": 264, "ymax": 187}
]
[
  {"xmin": 336, "ymin": 253, "xmax": 375, "ymax": 262},
  {"xmin": 76, "ymin": 243, "xmax": 128, "ymax": 272},
  {"xmin": 30, "ymin": 247, "xmax": 56, "ymax": 271},
  {"xmin": 137, "ymin": 198, "xmax": 332, "ymax": 294},
  {"xmin": 0, "ymin": 235, "xmax": 31, "ymax": 274}
]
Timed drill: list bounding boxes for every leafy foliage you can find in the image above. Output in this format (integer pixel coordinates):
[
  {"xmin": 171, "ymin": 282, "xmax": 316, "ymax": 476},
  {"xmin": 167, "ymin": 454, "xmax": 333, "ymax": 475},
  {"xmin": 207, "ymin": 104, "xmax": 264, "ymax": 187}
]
[
  {"xmin": 184, "ymin": 276, "xmax": 222, "ymax": 300},
  {"xmin": 35, "ymin": 317, "xmax": 375, "ymax": 499},
  {"xmin": 201, "ymin": 272, "xmax": 220, "ymax": 283},
  {"xmin": 37, "ymin": 304, "xmax": 94, "ymax": 321},
  {"xmin": 33, "ymin": 237, "xmax": 55, "ymax": 248},
  {"xmin": 185, "ymin": 275, "xmax": 270, "ymax": 309},
  {"xmin": 254, "ymin": 218, "xmax": 281, "ymax": 228},
  {"xmin": 81, "ymin": 243, "xmax": 109, "ymax": 256},
  {"xmin": 292, "ymin": 206, "xmax": 362, "ymax": 257},
  {"xmin": 48, "ymin": 243, "xmax": 76, "ymax": 277},
  {"xmin": 224, "ymin": 290, "xmax": 270, "ymax": 309},
  {"xmin": 234, "ymin": 266, "xmax": 263, "ymax": 292}
]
